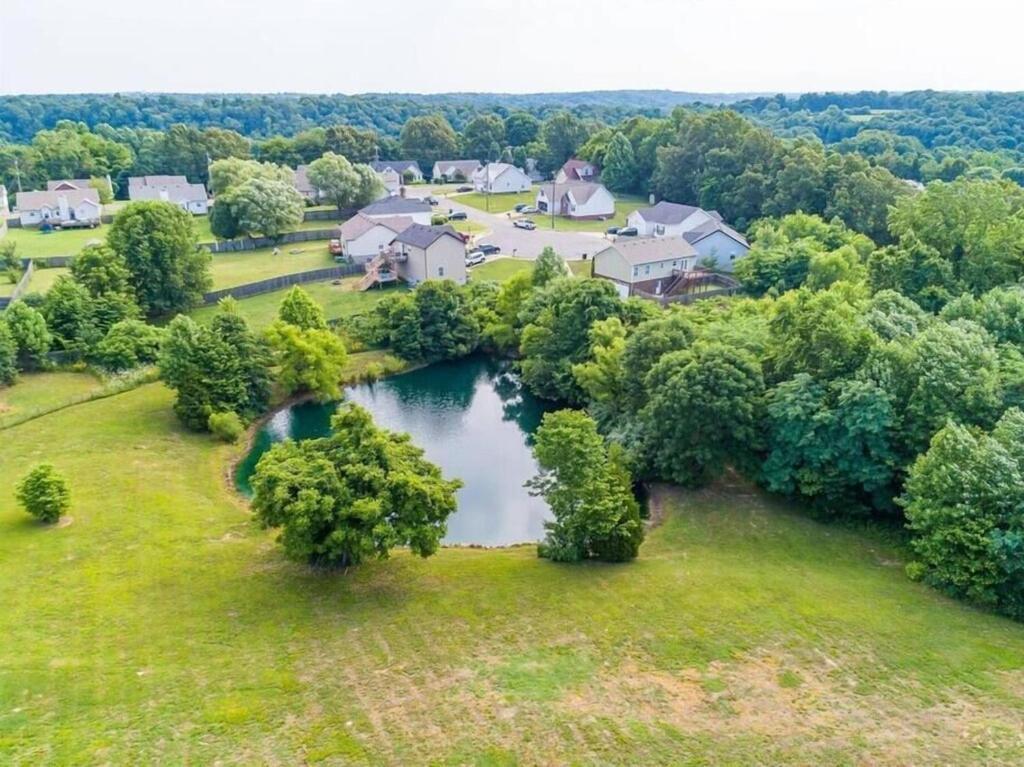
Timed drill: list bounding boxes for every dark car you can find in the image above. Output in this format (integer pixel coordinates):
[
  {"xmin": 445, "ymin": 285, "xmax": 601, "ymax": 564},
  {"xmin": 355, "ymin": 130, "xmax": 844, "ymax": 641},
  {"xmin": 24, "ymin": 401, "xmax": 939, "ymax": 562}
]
[
  {"xmin": 456, "ymin": 185, "xmax": 473, "ymax": 193},
  {"xmin": 425, "ymin": 195, "xmax": 439, "ymax": 206},
  {"xmin": 513, "ymin": 219, "xmax": 536, "ymax": 230},
  {"xmin": 478, "ymin": 243, "xmax": 501, "ymax": 255},
  {"xmin": 606, "ymin": 226, "xmax": 621, "ymax": 235},
  {"xmin": 616, "ymin": 226, "xmax": 638, "ymax": 237},
  {"xmin": 513, "ymin": 203, "xmax": 528, "ymax": 213},
  {"xmin": 448, "ymin": 210, "xmax": 468, "ymax": 221}
]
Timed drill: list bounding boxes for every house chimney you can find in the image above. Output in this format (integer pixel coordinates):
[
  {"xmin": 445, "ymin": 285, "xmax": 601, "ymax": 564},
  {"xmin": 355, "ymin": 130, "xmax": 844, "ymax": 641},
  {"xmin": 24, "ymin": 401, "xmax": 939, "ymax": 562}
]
[{"xmin": 649, "ymin": 193, "xmax": 656, "ymax": 205}]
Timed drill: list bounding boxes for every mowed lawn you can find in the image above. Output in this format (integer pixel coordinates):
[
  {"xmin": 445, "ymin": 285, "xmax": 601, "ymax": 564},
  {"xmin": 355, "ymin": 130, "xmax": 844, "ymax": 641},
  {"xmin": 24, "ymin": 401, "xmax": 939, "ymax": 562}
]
[
  {"xmin": 208, "ymin": 245, "xmax": 336, "ymax": 290},
  {"xmin": 1, "ymin": 382, "xmax": 1023, "ymax": 764},
  {"xmin": 191, "ymin": 277, "xmax": 405, "ymax": 329},
  {"xmin": 0, "ymin": 370, "xmax": 103, "ymax": 426},
  {"xmin": 2, "ymin": 224, "xmax": 108, "ymax": 259}
]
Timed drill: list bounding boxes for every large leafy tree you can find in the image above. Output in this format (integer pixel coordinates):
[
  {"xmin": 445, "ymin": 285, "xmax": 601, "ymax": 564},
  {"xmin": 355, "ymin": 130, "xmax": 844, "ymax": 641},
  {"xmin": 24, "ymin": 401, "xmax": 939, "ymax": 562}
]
[
  {"xmin": 107, "ymin": 201, "xmax": 210, "ymax": 317},
  {"xmin": 278, "ymin": 286, "xmax": 328, "ymax": 330},
  {"xmin": 902, "ymin": 409, "xmax": 1024, "ymax": 618},
  {"xmin": 251, "ymin": 403, "xmax": 461, "ymax": 567},
  {"xmin": 266, "ymin": 322, "xmax": 348, "ymax": 400},
  {"xmin": 504, "ymin": 112, "xmax": 540, "ymax": 147},
  {"xmin": 639, "ymin": 343, "xmax": 764, "ymax": 486},
  {"xmin": 528, "ymin": 409, "xmax": 643, "ymax": 563},
  {"xmin": 400, "ymin": 115, "xmax": 460, "ymax": 169},
  {"xmin": 220, "ymin": 177, "xmax": 304, "ymax": 239},
  {"xmin": 307, "ymin": 152, "xmax": 361, "ymax": 213},
  {"xmin": 461, "ymin": 114, "xmax": 506, "ymax": 162},
  {"xmin": 3, "ymin": 301, "xmax": 51, "ymax": 370},
  {"xmin": 519, "ymin": 278, "xmax": 626, "ymax": 403},
  {"xmin": 0, "ymin": 322, "xmax": 17, "ymax": 386},
  {"xmin": 208, "ymin": 157, "xmax": 290, "ymax": 196},
  {"xmin": 539, "ymin": 112, "xmax": 590, "ymax": 172},
  {"xmin": 600, "ymin": 132, "xmax": 638, "ymax": 193}
]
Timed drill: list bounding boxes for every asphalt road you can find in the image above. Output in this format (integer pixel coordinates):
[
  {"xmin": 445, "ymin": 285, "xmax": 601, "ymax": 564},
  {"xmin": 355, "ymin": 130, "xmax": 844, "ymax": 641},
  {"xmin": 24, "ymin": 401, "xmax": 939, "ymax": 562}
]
[{"xmin": 411, "ymin": 189, "xmax": 611, "ymax": 260}]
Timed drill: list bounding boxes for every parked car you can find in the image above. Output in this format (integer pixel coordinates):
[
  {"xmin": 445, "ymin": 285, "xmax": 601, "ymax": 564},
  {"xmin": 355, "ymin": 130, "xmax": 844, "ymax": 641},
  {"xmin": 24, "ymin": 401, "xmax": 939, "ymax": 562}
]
[
  {"xmin": 519, "ymin": 205, "xmax": 539, "ymax": 214},
  {"xmin": 425, "ymin": 196, "xmax": 439, "ymax": 206},
  {"xmin": 513, "ymin": 203, "xmax": 528, "ymax": 213},
  {"xmin": 456, "ymin": 185, "xmax": 473, "ymax": 193},
  {"xmin": 606, "ymin": 226, "xmax": 621, "ymax": 235},
  {"xmin": 514, "ymin": 219, "xmax": 536, "ymax": 230},
  {"xmin": 616, "ymin": 227, "xmax": 638, "ymax": 237},
  {"xmin": 478, "ymin": 243, "xmax": 501, "ymax": 255},
  {"xmin": 465, "ymin": 250, "xmax": 487, "ymax": 267},
  {"xmin": 329, "ymin": 238, "xmax": 343, "ymax": 255},
  {"xmin": 448, "ymin": 210, "xmax": 468, "ymax": 221}
]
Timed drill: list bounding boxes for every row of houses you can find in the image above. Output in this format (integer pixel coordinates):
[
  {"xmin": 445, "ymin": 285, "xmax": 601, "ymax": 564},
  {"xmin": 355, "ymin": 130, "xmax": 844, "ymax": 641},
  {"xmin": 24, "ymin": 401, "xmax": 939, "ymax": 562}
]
[{"xmin": 11, "ymin": 175, "xmax": 209, "ymax": 227}]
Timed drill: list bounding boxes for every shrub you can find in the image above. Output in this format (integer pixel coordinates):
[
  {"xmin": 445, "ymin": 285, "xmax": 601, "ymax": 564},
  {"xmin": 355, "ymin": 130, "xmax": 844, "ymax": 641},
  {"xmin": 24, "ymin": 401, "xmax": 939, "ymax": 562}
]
[
  {"xmin": 208, "ymin": 411, "xmax": 245, "ymax": 443},
  {"xmin": 16, "ymin": 464, "xmax": 70, "ymax": 524},
  {"xmin": 431, "ymin": 213, "xmax": 449, "ymax": 225},
  {"xmin": 94, "ymin": 320, "xmax": 165, "ymax": 371}
]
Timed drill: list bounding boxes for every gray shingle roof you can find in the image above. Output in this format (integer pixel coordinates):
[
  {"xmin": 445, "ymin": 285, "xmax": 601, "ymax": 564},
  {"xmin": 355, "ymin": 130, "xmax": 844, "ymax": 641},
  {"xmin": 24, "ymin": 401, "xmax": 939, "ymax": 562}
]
[
  {"xmin": 360, "ymin": 196, "xmax": 431, "ymax": 216},
  {"xmin": 130, "ymin": 183, "xmax": 208, "ymax": 204},
  {"xmin": 128, "ymin": 175, "xmax": 189, "ymax": 192},
  {"xmin": 634, "ymin": 201, "xmax": 702, "ymax": 225},
  {"xmin": 16, "ymin": 188, "xmax": 101, "ymax": 210},
  {"xmin": 596, "ymin": 236, "xmax": 698, "ymax": 266},
  {"xmin": 393, "ymin": 223, "xmax": 461, "ymax": 249},
  {"xmin": 539, "ymin": 180, "xmax": 608, "ymax": 205},
  {"xmin": 682, "ymin": 219, "xmax": 749, "ymax": 247},
  {"xmin": 370, "ymin": 160, "xmax": 422, "ymax": 176},
  {"xmin": 47, "ymin": 179, "xmax": 93, "ymax": 191}
]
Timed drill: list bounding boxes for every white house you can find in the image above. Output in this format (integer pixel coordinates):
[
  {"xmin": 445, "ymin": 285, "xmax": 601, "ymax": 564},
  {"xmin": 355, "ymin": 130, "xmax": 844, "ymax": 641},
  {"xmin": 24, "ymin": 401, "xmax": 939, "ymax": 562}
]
[
  {"xmin": 15, "ymin": 188, "xmax": 102, "ymax": 227},
  {"xmin": 0, "ymin": 184, "xmax": 8, "ymax": 215},
  {"xmin": 337, "ymin": 213, "xmax": 414, "ymax": 263},
  {"xmin": 536, "ymin": 181, "xmax": 615, "ymax": 219},
  {"xmin": 473, "ymin": 163, "xmax": 532, "ymax": 194},
  {"xmin": 47, "ymin": 176, "xmax": 114, "ymax": 200},
  {"xmin": 130, "ymin": 182, "xmax": 210, "ymax": 214},
  {"xmin": 370, "ymin": 161, "xmax": 423, "ymax": 195},
  {"xmin": 432, "ymin": 160, "xmax": 482, "ymax": 183},
  {"xmin": 556, "ymin": 158, "xmax": 600, "ymax": 183},
  {"xmin": 128, "ymin": 175, "xmax": 189, "ymax": 196},
  {"xmin": 390, "ymin": 224, "xmax": 467, "ymax": 285},
  {"xmin": 626, "ymin": 201, "xmax": 749, "ymax": 271},
  {"xmin": 592, "ymin": 237, "xmax": 699, "ymax": 298},
  {"xmin": 359, "ymin": 196, "xmax": 433, "ymax": 226}
]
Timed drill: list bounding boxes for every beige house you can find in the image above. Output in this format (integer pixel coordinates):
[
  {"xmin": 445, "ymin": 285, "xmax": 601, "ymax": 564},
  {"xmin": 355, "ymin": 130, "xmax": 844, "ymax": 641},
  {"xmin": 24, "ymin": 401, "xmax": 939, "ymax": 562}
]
[
  {"xmin": 592, "ymin": 237, "xmax": 699, "ymax": 298},
  {"xmin": 391, "ymin": 224, "xmax": 467, "ymax": 285},
  {"xmin": 432, "ymin": 160, "xmax": 482, "ymax": 183},
  {"xmin": 338, "ymin": 213, "xmax": 414, "ymax": 263},
  {"xmin": 15, "ymin": 188, "xmax": 102, "ymax": 227}
]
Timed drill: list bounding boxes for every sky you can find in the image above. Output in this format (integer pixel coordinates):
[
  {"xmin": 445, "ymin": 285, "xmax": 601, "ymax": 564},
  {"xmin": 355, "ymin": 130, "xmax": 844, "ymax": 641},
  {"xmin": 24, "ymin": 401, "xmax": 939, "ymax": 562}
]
[{"xmin": 3, "ymin": 0, "xmax": 1024, "ymax": 95}]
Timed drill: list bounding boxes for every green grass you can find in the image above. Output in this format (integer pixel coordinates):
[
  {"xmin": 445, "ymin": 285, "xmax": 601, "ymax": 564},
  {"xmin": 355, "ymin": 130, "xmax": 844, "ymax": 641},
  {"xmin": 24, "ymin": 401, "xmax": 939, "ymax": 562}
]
[
  {"xmin": 209, "ymin": 245, "xmax": 336, "ymax": 289},
  {"xmin": 2, "ymin": 224, "xmax": 108, "ymax": 259},
  {"xmin": 455, "ymin": 191, "xmax": 535, "ymax": 214},
  {"xmin": 2, "ymin": 383, "xmax": 1023, "ymax": 764},
  {"xmin": 194, "ymin": 216, "xmax": 338, "ymax": 243},
  {"xmin": 191, "ymin": 277, "xmax": 405, "ymax": 329},
  {"xmin": 0, "ymin": 266, "xmax": 69, "ymax": 297},
  {"xmin": 0, "ymin": 370, "xmax": 103, "ymax": 424}
]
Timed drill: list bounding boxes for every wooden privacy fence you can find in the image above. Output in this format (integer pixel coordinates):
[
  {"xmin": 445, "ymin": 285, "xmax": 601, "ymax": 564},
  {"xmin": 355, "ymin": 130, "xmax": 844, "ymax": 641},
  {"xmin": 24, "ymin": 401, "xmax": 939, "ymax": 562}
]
[
  {"xmin": 204, "ymin": 228, "xmax": 338, "ymax": 253},
  {"xmin": 303, "ymin": 207, "xmax": 355, "ymax": 222},
  {"xmin": 0, "ymin": 259, "xmax": 35, "ymax": 310},
  {"xmin": 202, "ymin": 264, "xmax": 362, "ymax": 304}
]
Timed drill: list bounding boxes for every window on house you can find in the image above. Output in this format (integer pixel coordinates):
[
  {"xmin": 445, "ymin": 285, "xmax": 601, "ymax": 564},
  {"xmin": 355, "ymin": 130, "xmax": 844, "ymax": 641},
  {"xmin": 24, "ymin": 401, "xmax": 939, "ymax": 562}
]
[
  {"xmin": 655, "ymin": 224, "xmax": 665, "ymax": 235},
  {"xmin": 633, "ymin": 266, "xmax": 639, "ymax": 277},
  {"xmin": 438, "ymin": 266, "xmax": 445, "ymax": 276},
  {"xmin": 644, "ymin": 265, "xmax": 650, "ymax": 275}
]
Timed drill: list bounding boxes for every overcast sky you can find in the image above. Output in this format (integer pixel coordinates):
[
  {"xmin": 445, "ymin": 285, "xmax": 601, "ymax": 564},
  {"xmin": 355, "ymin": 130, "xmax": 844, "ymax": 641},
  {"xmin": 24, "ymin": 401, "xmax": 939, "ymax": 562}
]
[{"xmin": 3, "ymin": 0, "xmax": 1024, "ymax": 95}]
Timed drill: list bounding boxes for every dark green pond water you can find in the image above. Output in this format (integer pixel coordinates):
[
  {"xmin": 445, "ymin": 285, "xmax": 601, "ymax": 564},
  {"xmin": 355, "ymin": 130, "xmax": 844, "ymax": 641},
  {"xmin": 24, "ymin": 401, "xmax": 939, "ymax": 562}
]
[{"xmin": 235, "ymin": 357, "xmax": 557, "ymax": 545}]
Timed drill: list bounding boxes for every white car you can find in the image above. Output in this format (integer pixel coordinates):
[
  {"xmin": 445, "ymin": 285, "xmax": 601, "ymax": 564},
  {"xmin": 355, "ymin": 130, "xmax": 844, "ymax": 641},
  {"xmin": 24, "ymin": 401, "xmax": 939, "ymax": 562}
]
[
  {"xmin": 465, "ymin": 250, "xmax": 487, "ymax": 267},
  {"xmin": 513, "ymin": 219, "xmax": 536, "ymax": 230}
]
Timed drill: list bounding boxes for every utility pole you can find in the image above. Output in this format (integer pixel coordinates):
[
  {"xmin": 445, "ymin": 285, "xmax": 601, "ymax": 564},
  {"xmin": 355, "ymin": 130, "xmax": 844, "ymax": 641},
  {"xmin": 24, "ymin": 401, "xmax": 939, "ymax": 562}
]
[{"xmin": 13, "ymin": 156, "xmax": 23, "ymax": 192}]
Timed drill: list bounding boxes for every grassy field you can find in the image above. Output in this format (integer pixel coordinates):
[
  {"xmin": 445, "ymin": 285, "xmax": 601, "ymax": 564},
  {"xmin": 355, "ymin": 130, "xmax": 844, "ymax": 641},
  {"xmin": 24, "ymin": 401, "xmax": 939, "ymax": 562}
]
[
  {"xmin": 2, "ymin": 225, "xmax": 108, "ymax": 259},
  {"xmin": 456, "ymin": 192, "xmax": 648, "ymax": 232},
  {"xmin": 191, "ymin": 277, "xmax": 405, "ymax": 329},
  {"xmin": 0, "ymin": 266, "xmax": 71, "ymax": 297},
  {"xmin": 1, "ymin": 378, "xmax": 1023, "ymax": 764},
  {"xmin": 0, "ymin": 370, "xmax": 103, "ymax": 425},
  {"xmin": 209, "ymin": 245, "xmax": 336, "ymax": 290},
  {"xmin": 194, "ymin": 216, "xmax": 338, "ymax": 243}
]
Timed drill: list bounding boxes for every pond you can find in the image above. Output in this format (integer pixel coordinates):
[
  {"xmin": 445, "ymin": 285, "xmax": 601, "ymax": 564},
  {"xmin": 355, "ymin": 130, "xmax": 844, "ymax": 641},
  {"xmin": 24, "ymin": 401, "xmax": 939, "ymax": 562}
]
[{"xmin": 235, "ymin": 356, "xmax": 557, "ymax": 546}]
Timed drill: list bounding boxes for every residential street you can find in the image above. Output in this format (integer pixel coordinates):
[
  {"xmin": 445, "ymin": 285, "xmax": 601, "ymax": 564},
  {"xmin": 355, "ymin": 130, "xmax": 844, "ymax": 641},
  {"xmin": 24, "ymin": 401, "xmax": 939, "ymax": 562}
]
[{"xmin": 411, "ymin": 189, "xmax": 611, "ymax": 260}]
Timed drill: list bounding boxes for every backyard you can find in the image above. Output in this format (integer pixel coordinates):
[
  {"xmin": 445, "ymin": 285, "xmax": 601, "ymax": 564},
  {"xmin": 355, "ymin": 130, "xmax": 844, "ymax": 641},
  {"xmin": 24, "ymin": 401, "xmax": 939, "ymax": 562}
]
[
  {"xmin": 455, "ymin": 191, "xmax": 649, "ymax": 232},
  {"xmin": 1, "ymin": 379, "xmax": 1023, "ymax": 764},
  {"xmin": 0, "ymin": 266, "xmax": 70, "ymax": 297},
  {"xmin": 208, "ymin": 244, "xmax": 336, "ymax": 289}
]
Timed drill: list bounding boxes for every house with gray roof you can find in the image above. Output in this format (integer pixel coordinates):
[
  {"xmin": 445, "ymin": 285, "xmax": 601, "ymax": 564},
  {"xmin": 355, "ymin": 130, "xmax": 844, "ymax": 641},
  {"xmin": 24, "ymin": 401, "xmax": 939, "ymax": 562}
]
[
  {"xmin": 359, "ymin": 196, "xmax": 432, "ymax": 225},
  {"xmin": 338, "ymin": 212, "xmax": 414, "ymax": 263},
  {"xmin": 536, "ymin": 181, "xmax": 615, "ymax": 219},
  {"xmin": 556, "ymin": 158, "xmax": 600, "ymax": 183},
  {"xmin": 592, "ymin": 237, "xmax": 700, "ymax": 298},
  {"xmin": 431, "ymin": 160, "xmax": 482, "ymax": 183},
  {"xmin": 626, "ymin": 200, "xmax": 749, "ymax": 271},
  {"xmin": 130, "ymin": 182, "xmax": 210, "ymax": 214},
  {"xmin": 15, "ymin": 188, "xmax": 102, "ymax": 227},
  {"xmin": 390, "ymin": 223, "xmax": 467, "ymax": 285},
  {"xmin": 128, "ymin": 175, "xmax": 190, "ymax": 195},
  {"xmin": 473, "ymin": 163, "xmax": 532, "ymax": 194}
]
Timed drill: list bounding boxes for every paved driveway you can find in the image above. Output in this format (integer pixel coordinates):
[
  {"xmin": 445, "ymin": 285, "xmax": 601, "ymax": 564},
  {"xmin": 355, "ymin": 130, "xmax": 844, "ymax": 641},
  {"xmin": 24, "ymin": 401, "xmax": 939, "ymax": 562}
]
[{"xmin": 412, "ymin": 189, "xmax": 610, "ymax": 260}]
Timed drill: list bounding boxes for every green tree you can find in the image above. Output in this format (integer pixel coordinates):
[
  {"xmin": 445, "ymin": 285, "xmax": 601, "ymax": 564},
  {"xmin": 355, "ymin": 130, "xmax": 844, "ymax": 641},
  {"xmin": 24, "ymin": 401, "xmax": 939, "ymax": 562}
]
[
  {"xmin": 539, "ymin": 112, "xmax": 590, "ymax": 172},
  {"xmin": 528, "ymin": 409, "xmax": 643, "ymax": 562},
  {"xmin": 70, "ymin": 244, "xmax": 133, "ymax": 298},
  {"xmin": 462, "ymin": 114, "xmax": 507, "ymax": 162},
  {"xmin": 251, "ymin": 403, "xmax": 461, "ymax": 567},
  {"xmin": 42, "ymin": 277, "xmax": 99, "ymax": 352},
  {"xmin": 0, "ymin": 322, "xmax": 17, "ymax": 386},
  {"xmin": 601, "ymin": 132, "xmax": 638, "ymax": 193},
  {"xmin": 504, "ymin": 112, "xmax": 540, "ymax": 147},
  {"xmin": 640, "ymin": 343, "xmax": 764, "ymax": 486},
  {"xmin": 17, "ymin": 463, "xmax": 70, "ymax": 524},
  {"xmin": 531, "ymin": 247, "xmax": 569, "ymax": 287},
  {"xmin": 480, "ymin": 271, "xmax": 534, "ymax": 354},
  {"xmin": 94, "ymin": 319, "xmax": 165, "ymax": 371},
  {"xmin": 221, "ymin": 177, "xmax": 304, "ymax": 239},
  {"xmin": 3, "ymin": 301, "xmax": 51, "ymax": 369},
  {"xmin": 107, "ymin": 201, "xmax": 210, "ymax": 317},
  {"xmin": 208, "ymin": 157, "xmax": 290, "ymax": 196},
  {"xmin": 307, "ymin": 152, "xmax": 360, "ymax": 213},
  {"xmin": 412, "ymin": 280, "xmax": 480, "ymax": 361},
  {"xmin": 401, "ymin": 115, "xmax": 460, "ymax": 170},
  {"xmin": 902, "ymin": 409, "xmax": 1024, "ymax": 618},
  {"xmin": 353, "ymin": 163, "xmax": 385, "ymax": 207},
  {"xmin": 266, "ymin": 321, "xmax": 347, "ymax": 400},
  {"xmin": 519, "ymin": 278, "xmax": 626, "ymax": 403},
  {"xmin": 278, "ymin": 286, "xmax": 328, "ymax": 330}
]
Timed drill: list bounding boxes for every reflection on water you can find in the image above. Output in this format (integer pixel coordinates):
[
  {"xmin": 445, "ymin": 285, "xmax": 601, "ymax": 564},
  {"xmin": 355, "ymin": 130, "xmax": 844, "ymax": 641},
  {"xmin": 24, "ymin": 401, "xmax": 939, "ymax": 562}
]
[{"xmin": 235, "ymin": 356, "xmax": 557, "ymax": 545}]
